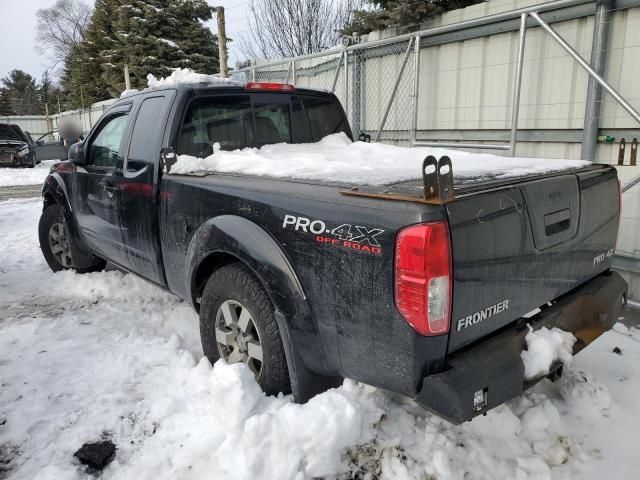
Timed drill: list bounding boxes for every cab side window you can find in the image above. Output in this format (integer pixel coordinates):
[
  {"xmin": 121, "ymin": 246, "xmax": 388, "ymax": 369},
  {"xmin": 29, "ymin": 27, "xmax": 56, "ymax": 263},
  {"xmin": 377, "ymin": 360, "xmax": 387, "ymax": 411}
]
[
  {"xmin": 127, "ymin": 96, "xmax": 167, "ymax": 171},
  {"xmin": 88, "ymin": 114, "xmax": 129, "ymax": 169}
]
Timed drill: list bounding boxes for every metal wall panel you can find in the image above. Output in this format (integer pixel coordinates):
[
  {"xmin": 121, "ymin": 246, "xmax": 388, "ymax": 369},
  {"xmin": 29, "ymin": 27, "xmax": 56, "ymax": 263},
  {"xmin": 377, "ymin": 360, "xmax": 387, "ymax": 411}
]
[
  {"xmin": 0, "ymin": 116, "xmax": 50, "ymax": 137},
  {"xmin": 415, "ymin": 14, "xmax": 596, "ymax": 134}
]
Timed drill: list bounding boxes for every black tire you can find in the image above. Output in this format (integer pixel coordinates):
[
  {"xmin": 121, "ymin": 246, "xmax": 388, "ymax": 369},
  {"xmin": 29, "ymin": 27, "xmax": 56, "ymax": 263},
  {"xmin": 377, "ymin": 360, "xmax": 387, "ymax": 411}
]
[
  {"xmin": 39, "ymin": 204, "xmax": 72, "ymax": 272},
  {"xmin": 38, "ymin": 204, "xmax": 105, "ymax": 273},
  {"xmin": 200, "ymin": 263, "xmax": 291, "ymax": 396}
]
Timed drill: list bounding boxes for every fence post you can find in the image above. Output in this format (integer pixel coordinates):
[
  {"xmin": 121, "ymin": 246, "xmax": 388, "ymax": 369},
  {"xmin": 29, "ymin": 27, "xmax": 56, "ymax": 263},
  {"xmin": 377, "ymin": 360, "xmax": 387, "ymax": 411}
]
[
  {"xmin": 410, "ymin": 33, "xmax": 421, "ymax": 147},
  {"xmin": 376, "ymin": 38, "xmax": 414, "ymax": 142},
  {"xmin": 285, "ymin": 62, "xmax": 292, "ymax": 84},
  {"xmin": 509, "ymin": 13, "xmax": 528, "ymax": 156},
  {"xmin": 331, "ymin": 51, "xmax": 344, "ymax": 93},
  {"xmin": 581, "ymin": 0, "xmax": 612, "ymax": 161},
  {"xmin": 344, "ymin": 49, "xmax": 349, "ymax": 119}
]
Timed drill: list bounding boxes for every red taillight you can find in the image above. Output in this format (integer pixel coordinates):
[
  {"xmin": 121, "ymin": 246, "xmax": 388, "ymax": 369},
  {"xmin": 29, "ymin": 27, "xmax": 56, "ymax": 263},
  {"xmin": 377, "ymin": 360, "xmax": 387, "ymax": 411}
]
[
  {"xmin": 245, "ymin": 82, "xmax": 295, "ymax": 91},
  {"xmin": 394, "ymin": 221, "xmax": 452, "ymax": 336}
]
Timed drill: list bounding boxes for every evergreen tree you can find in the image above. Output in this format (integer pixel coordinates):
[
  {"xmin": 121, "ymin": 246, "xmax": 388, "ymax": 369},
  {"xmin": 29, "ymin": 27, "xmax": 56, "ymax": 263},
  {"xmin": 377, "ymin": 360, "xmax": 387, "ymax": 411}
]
[
  {"xmin": 63, "ymin": 0, "xmax": 219, "ymax": 100},
  {"xmin": 39, "ymin": 71, "xmax": 57, "ymax": 115},
  {"xmin": 61, "ymin": 0, "xmax": 118, "ymax": 108},
  {"xmin": 109, "ymin": 0, "xmax": 218, "ymax": 93},
  {"xmin": 0, "ymin": 89, "xmax": 14, "ymax": 116},
  {"xmin": 1, "ymin": 70, "xmax": 42, "ymax": 115},
  {"xmin": 342, "ymin": 0, "xmax": 484, "ymax": 36}
]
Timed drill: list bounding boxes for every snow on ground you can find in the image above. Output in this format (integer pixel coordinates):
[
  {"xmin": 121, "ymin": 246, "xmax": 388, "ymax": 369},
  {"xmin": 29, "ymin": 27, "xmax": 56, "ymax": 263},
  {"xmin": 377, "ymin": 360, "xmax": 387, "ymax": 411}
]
[
  {"xmin": 1, "ymin": 198, "xmax": 639, "ymax": 480},
  {"xmin": 0, "ymin": 160, "xmax": 57, "ymax": 187},
  {"xmin": 171, "ymin": 132, "xmax": 592, "ymax": 185}
]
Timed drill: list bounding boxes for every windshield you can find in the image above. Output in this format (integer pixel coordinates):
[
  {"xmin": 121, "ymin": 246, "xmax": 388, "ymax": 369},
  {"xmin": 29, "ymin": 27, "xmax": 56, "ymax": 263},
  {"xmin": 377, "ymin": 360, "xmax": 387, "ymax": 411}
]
[{"xmin": 0, "ymin": 124, "xmax": 28, "ymax": 142}]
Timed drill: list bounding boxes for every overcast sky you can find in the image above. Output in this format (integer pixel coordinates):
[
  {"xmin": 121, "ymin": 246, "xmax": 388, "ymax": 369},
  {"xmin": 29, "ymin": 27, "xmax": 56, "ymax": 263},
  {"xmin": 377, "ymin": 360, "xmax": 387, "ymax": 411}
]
[{"xmin": 0, "ymin": 0, "xmax": 250, "ymax": 82}]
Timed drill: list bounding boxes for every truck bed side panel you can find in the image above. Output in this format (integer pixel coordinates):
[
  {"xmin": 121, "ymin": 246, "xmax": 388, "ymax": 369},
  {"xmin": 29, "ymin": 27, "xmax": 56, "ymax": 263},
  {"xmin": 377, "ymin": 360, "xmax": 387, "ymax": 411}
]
[{"xmin": 159, "ymin": 174, "xmax": 449, "ymax": 396}]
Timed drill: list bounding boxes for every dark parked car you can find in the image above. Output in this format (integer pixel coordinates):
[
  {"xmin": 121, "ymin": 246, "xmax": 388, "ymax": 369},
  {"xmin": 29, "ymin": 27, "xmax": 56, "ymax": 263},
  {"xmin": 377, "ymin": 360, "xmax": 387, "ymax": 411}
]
[
  {"xmin": 0, "ymin": 125, "xmax": 72, "ymax": 168},
  {"xmin": 39, "ymin": 82, "xmax": 627, "ymax": 424},
  {"xmin": 0, "ymin": 123, "xmax": 38, "ymax": 167}
]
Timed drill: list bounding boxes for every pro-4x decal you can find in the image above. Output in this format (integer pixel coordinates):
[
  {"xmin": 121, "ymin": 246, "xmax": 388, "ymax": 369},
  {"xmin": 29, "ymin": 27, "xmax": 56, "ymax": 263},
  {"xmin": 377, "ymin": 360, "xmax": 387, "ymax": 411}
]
[{"xmin": 282, "ymin": 214, "xmax": 385, "ymax": 255}]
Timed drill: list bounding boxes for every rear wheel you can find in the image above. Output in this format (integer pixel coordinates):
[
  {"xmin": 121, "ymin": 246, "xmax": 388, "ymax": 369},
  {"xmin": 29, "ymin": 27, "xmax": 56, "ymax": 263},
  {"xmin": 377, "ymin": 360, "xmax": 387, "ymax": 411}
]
[{"xmin": 199, "ymin": 263, "xmax": 291, "ymax": 395}]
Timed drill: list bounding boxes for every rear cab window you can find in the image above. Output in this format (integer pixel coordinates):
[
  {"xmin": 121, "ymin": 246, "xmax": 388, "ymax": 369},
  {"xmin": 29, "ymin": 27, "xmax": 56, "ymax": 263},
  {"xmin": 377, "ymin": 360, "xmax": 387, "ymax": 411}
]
[
  {"xmin": 177, "ymin": 95, "xmax": 254, "ymax": 157},
  {"xmin": 176, "ymin": 91, "xmax": 350, "ymax": 157}
]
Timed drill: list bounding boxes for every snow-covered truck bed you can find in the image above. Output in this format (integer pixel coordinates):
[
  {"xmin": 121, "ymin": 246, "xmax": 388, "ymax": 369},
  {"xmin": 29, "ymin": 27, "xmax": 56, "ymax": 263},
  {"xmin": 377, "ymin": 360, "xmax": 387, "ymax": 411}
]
[{"xmin": 38, "ymin": 80, "xmax": 627, "ymax": 423}]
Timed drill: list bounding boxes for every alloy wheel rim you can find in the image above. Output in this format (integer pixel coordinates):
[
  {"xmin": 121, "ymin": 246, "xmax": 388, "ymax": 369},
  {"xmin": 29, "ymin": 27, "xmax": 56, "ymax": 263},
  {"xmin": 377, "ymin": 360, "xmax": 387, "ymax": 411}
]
[
  {"xmin": 215, "ymin": 299, "xmax": 264, "ymax": 378},
  {"xmin": 48, "ymin": 222, "xmax": 72, "ymax": 268}
]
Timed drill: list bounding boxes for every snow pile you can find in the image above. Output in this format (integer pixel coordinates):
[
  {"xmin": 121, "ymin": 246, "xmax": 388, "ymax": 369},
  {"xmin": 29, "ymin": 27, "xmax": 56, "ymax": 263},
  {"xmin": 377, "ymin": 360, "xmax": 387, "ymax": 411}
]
[
  {"xmin": 171, "ymin": 132, "xmax": 592, "ymax": 185},
  {"xmin": 108, "ymin": 362, "xmax": 368, "ymax": 479},
  {"xmin": 1, "ymin": 199, "xmax": 640, "ymax": 480},
  {"xmin": 558, "ymin": 369, "xmax": 611, "ymax": 413},
  {"xmin": 0, "ymin": 160, "xmax": 57, "ymax": 187},
  {"xmin": 521, "ymin": 326, "xmax": 577, "ymax": 380},
  {"xmin": 335, "ymin": 389, "xmax": 581, "ymax": 480},
  {"xmin": 147, "ymin": 68, "xmax": 237, "ymax": 89},
  {"xmin": 121, "ymin": 68, "xmax": 238, "ymax": 98}
]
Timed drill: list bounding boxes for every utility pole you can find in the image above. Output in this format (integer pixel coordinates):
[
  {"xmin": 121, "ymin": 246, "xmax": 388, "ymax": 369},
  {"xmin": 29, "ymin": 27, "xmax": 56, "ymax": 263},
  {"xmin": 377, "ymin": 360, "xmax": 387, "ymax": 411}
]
[
  {"xmin": 124, "ymin": 63, "xmax": 131, "ymax": 90},
  {"xmin": 215, "ymin": 6, "xmax": 229, "ymax": 78},
  {"xmin": 79, "ymin": 85, "xmax": 85, "ymax": 129},
  {"xmin": 45, "ymin": 103, "xmax": 53, "ymax": 140}
]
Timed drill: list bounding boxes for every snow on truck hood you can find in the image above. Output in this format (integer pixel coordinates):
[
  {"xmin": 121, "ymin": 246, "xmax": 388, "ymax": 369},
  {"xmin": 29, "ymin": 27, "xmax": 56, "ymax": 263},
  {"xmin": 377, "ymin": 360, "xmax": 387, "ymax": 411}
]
[{"xmin": 171, "ymin": 132, "xmax": 592, "ymax": 185}]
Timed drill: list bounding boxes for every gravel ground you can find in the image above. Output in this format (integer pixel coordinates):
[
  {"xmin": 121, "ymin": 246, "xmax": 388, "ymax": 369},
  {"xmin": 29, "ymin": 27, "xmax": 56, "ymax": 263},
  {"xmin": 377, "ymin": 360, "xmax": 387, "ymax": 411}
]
[{"xmin": 0, "ymin": 185, "xmax": 42, "ymax": 202}]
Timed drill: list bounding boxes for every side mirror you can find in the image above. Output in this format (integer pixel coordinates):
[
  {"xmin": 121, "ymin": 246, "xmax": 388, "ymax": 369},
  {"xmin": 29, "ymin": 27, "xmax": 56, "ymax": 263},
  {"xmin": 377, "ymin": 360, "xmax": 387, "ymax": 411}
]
[
  {"xmin": 36, "ymin": 140, "xmax": 44, "ymax": 145},
  {"xmin": 69, "ymin": 142, "xmax": 86, "ymax": 165}
]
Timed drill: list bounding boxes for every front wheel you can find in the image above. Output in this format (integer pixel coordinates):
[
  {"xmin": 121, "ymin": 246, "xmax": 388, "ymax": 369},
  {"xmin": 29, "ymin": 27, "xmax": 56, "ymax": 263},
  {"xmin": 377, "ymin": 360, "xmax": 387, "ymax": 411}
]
[
  {"xmin": 199, "ymin": 263, "xmax": 291, "ymax": 396},
  {"xmin": 38, "ymin": 204, "xmax": 105, "ymax": 273},
  {"xmin": 39, "ymin": 204, "xmax": 73, "ymax": 271}
]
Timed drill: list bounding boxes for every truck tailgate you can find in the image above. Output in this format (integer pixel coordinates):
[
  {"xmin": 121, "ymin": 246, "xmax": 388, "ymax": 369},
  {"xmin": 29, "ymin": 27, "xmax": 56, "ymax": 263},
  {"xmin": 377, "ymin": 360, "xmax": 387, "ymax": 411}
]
[{"xmin": 446, "ymin": 165, "xmax": 619, "ymax": 352}]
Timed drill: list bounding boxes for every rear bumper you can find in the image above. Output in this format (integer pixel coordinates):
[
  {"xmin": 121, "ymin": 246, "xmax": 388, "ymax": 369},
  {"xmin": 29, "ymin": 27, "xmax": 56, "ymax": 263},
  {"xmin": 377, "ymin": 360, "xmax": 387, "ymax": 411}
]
[{"xmin": 416, "ymin": 271, "xmax": 628, "ymax": 424}]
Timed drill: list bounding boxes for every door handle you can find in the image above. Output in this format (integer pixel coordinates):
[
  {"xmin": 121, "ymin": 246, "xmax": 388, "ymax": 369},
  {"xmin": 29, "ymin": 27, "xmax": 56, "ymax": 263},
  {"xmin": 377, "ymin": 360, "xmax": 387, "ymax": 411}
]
[{"xmin": 98, "ymin": 180, "xmax": 117, "ymax": 198}]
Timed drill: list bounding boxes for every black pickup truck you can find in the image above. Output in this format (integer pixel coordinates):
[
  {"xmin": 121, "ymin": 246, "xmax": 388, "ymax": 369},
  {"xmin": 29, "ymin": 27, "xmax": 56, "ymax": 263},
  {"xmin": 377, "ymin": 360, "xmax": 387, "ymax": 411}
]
[{"xmin": 39, "ymin": 81, "xmax": 627, "ymax": 424}]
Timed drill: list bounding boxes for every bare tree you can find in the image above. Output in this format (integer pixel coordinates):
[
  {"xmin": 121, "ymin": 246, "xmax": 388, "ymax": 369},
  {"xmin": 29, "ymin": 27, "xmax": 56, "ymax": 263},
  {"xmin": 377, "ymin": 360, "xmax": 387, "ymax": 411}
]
[
  {"xmin": 238, "ymin": 0, "xmax": 360, "ymax": 60},
  {"xmin": 35, "ymin": 0, "xmax": 92, "ymax": 67}
]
